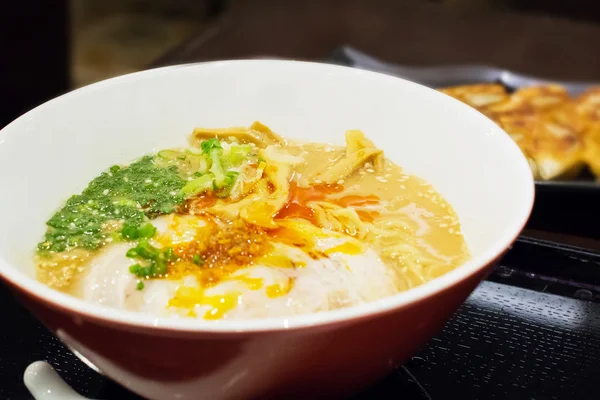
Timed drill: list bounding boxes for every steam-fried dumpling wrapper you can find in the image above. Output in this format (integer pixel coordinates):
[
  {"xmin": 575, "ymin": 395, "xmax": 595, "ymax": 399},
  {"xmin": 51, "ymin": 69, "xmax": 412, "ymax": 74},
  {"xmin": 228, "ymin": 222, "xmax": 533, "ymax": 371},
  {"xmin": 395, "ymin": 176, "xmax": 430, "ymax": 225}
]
[
  {"xmin": 440, "ymin": 84, "xmax": 600, "ymax": 180},
  {"xmin": 487, "ymin": 85, "xmax": 570, "ymax": 117},
  {"xmin": 574, "ymin": 87, "xmax": 600, "ymax": 124},
  {"xmin": 573, "ymin": 87, "xmax": 600, "ymax": 178},
  {"xmin": 527, "ymin": 118, "xmax": 584, "ymax": 180},
  {"xmin": 191, "ymin": 121, "xmax": 285, "ymax": 148},
  {"xmin": 497, "ymin": 114, "xmax": 544, "ymax": 179},
  {"xmin": 484, "ymin": 85, "xmax": 583, "ymax": 180},
  {"xmin": 545, "ymin": 103, "xmax": 589, "ymax": 135},
  {"xmin": 583, "ymin": 125, "xmax": 600, "ymax": 179},
  {"xmin": 440, "ymin": 84, "xmax": 509, "ymax": 109},
  {"xmin": 512, "ymin": 85, "xmax": 571, "ymax": 109},
  {"xmin": 485, "ymin": 85, "xmax": 570, "ymax": 128},
  {"xmin": 498, "ymin": 108, "xmax": 585, "ymax": 180}
]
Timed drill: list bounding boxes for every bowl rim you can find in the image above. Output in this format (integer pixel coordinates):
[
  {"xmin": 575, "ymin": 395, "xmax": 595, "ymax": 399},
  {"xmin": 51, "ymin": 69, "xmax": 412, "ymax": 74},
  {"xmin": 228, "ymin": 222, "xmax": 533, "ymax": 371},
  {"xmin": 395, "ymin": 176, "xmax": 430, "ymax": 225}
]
[{"xmin": 0, "ymin": 59, "xmax": 535, "ymax": 333}]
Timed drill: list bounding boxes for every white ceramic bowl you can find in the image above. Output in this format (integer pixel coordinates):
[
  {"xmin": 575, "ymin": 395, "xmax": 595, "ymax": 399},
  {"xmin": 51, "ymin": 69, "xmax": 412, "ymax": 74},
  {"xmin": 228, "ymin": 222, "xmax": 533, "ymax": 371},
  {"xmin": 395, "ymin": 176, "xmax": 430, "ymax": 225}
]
[{"xmin": 0, "ymin": 60, "xmax": 533, "ymax": 400}]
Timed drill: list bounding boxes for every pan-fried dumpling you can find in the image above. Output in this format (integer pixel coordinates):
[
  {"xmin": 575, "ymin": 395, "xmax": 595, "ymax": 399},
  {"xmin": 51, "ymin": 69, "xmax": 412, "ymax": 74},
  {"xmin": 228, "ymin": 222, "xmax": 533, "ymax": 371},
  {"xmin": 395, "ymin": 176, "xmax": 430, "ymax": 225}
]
[{"xmin": 441, "ymin": 84, "xmax": 590, "ymax": 180}]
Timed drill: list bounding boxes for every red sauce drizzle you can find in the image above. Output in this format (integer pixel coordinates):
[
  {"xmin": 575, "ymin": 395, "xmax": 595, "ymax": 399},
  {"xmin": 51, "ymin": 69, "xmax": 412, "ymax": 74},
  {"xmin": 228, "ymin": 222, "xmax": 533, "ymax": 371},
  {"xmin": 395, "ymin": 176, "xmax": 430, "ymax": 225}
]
[
  {"xmin": 275, "ymin": 182, "xmax": 342, "ymax": 223},
  {"xmin": 276, "ymin": 182, "xmax": 380, "ymax": 223},
  {"xmin": 181, "ymin": 182, "xmax": 381, "ymax": 223},
  {"xmin": 183, "ymin": 193, "xmax": 218, "ymax": 214},
  {"xmin": 335, "ymin": 195, "xmax": 380, "ymax": 208},
  {"xmin": 335, "ymin": 194, "xmax": 380, "ymax": 222}
]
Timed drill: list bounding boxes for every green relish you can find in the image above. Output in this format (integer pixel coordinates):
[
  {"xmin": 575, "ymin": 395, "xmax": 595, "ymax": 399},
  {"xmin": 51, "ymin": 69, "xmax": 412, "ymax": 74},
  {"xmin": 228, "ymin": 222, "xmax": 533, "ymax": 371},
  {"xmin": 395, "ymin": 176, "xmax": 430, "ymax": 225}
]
[
  {"xmin": 37, "ymin": 156, "xmax": 186, "ymax": 253},
  {"xmin": 37, "ymin": 136, "xmax": 251, "ymax": 287}
]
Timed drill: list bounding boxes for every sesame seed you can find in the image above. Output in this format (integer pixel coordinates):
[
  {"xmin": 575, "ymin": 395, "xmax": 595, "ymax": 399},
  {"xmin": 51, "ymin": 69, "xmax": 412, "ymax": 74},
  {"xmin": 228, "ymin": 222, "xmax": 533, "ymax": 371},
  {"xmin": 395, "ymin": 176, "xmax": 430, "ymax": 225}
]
[
  {"xmin": 103, "ymin": 189, "xmax": 109, "ymax": 195},
  {"xmin": 314, "ymin": 179, "xmax": 322, "ymax": 184},
  {"xmin": 376, "ymin": 177, "xmax": 388, "ymax": 183},
  {"xmin": 337, "ymin": 179, "xmax": 345, "ymax": 185},
  {"xmin": 366, "ymin": 168, "xmax": 375, "ymax": 173},
  {"xmin": 400, "ymin": 185, "xmax": 406, "ymax": 189}
]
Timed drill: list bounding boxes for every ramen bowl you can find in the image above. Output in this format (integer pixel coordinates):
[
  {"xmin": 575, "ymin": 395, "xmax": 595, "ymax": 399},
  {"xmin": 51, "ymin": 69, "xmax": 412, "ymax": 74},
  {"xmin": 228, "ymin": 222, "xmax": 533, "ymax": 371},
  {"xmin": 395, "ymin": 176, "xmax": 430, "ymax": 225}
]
[{"xmin": 0, "ymin": 60, "xmax": 533, "ymax": 400}]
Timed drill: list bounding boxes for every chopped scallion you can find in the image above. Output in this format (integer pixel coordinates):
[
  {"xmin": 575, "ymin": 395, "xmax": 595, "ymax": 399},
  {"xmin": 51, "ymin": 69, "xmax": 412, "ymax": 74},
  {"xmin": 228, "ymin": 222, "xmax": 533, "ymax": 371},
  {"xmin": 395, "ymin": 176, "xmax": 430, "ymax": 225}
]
[
  {"xmin": 201, "ymin": 138, "xmax": 222, "ymax": 154},
  {"xmin": 192, "ymin": 254, "xmax": 204, "ymax": 266}
]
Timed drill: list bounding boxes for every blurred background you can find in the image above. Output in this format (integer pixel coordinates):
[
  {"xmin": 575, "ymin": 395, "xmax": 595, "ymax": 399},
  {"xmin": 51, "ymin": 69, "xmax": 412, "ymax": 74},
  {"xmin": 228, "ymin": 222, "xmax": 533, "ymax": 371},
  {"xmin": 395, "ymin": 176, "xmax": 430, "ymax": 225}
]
[
  {"xmin": 3, "ymin": 0, "xmax": 600, "ymax": 240},
  {"xmin": 3, "ymin": 3, "xmax": 600, "ymax": 399},
  {"xmin": 2, "ymin": 0, "xmax": 600, "ymax": 128}
]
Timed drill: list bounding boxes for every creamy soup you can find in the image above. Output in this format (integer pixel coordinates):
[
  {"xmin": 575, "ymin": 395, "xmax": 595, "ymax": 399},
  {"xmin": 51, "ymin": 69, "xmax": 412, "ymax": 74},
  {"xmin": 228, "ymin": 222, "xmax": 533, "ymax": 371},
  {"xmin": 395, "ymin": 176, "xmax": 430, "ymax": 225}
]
[{"xmin": 35, "ymin": 122, "xmax": 469, "ymax": 320}]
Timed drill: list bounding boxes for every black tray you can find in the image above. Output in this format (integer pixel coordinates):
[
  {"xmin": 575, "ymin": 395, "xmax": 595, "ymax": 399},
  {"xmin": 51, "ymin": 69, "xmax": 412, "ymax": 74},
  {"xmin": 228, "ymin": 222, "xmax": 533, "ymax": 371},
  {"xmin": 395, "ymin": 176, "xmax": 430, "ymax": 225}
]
[
  {"xmin": 328, "ymin": 46, "xmax": 598, "ymax": 96},
  {"xmin": 328, "ymin": 46, "xmax": 600, "ymax": 239},
  {"xmin": 2, "ymin": 237, "xmax": 600, "ymax": 399}
]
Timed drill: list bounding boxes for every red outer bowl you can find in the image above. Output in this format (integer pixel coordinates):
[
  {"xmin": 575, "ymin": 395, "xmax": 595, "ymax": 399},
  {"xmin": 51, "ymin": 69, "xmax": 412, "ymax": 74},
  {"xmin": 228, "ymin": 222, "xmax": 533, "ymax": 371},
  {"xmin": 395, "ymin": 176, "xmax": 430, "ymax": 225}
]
[
  {"xmin": 7, "ymin": 257, "xmax": 498, "ymax": 400},
  {"xmin": 0, "ymin": 60, "xmax": 534, "ymax": 400}
]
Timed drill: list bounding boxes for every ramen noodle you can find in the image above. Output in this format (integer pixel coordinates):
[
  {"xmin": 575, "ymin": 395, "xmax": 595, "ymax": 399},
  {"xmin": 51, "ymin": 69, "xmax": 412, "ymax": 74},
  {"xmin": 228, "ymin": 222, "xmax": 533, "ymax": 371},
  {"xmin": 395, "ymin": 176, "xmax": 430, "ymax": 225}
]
[{"xmin": 35, "ymin": 122, "xmax": 469, "ymax": 320}]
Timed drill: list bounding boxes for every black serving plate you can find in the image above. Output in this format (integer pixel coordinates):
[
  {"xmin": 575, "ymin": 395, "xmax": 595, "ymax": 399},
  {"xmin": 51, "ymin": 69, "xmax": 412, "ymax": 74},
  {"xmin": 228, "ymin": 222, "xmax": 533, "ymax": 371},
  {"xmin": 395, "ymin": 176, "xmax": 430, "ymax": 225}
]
[
  {"xmin": 2, "ymin": 237, "xmax": 600, "ymax": 399},
  {"xmin": 328, "ymin": 46, "xmax": 600, "ymax": 239}
]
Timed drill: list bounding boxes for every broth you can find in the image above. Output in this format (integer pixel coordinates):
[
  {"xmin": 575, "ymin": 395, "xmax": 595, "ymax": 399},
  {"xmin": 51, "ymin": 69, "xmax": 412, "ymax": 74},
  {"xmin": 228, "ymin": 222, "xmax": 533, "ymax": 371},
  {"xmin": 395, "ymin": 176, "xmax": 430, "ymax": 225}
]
[{"xmin": 35, "ymin": 122, "xmax": 469, "ymax": 320}]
